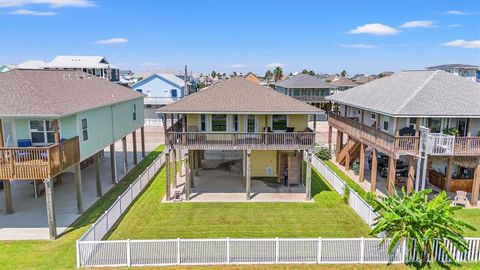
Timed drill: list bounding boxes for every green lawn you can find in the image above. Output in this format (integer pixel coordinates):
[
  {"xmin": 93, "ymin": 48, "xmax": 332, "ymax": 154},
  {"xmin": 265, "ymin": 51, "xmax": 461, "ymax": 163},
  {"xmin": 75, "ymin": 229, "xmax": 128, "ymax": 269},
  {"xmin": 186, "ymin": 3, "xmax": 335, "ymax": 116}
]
[
  {"xmin": 0, "ymin": 145, "xmax": 165, "ymax": 270},
  {"xmin": 108, "ymin": 165, "xmax": 371, "ymax": 239},
  {"xmin": 455, "ymin": 208, "xmax": 480, "ymax": 237}
]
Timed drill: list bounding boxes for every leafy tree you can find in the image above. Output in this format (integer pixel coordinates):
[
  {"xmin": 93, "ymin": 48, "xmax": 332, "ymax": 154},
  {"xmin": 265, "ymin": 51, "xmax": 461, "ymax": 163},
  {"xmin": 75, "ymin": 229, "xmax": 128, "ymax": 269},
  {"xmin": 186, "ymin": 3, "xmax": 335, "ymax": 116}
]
[
  {"xmin": 264, "ymin": 70, "xmax": 273, "ymax": 80},
  {"xmin": 232, "ymin": 71, "xmax": 238, "ymax": 77},
  {"xmin": 211, "ymin": 71, "xmax": 217, "ymax": 78},
  {"xmin": 273, "ymin": 67, "xmax": 283, "ymax": 81},
  {"xmin": 371, "ymin": 189, "xmax": 476, "ymax": 264},
  {"xmin": 302, "ymin": 69, "xmax": 316, "ymax": 76},
  {"xmin": 340, "ymin": 70, "xmax": 347, "ymax": 77}
]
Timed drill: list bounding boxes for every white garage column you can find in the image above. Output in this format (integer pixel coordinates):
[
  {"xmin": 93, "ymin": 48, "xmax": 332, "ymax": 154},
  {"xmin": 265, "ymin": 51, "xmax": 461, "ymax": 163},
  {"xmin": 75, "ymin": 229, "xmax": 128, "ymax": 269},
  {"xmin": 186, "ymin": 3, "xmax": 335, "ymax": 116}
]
[
  {"xmin": 184, "ymin": 151, "xmax": 190, "ymax": 201},
  {"xmin": 165, "ymin": 150, "xmax": 171, "ymax": 201},
  {"xmin": 246, "ymin": 150, "xmax": 251, "ymax": 200},
  {"xmin": 305, "ymin": 150, "xmax": 312, "ymax": 201},
  {"xmin": 172, "ymin": 149, "xmax": 177, "ymax": 188},
  {"xmin": 44, "ymin": 178, "xmax": 57, "ymax": 240}
]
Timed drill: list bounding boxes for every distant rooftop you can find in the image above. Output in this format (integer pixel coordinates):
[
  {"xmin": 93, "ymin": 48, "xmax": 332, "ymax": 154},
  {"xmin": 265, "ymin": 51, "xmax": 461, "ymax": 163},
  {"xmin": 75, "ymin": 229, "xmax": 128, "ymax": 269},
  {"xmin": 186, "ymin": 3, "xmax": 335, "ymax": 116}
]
[
  {"xmin": 274, "ymin": 74, "xmax": 337, "ymax": 89},
  {"xmin": 329, "ymin": 77, "xmax": 359, "ymax": 87},
  {"xmin": 326, "ymin": 70, "xmax": 480, "ymax": 117},
  {"xmin": 41, "ymin": 56, "xmax": 118, "ymax": 69},
  {"xmin": 426, "ymin": 64, "xmax": 480, "ymax": 70}
]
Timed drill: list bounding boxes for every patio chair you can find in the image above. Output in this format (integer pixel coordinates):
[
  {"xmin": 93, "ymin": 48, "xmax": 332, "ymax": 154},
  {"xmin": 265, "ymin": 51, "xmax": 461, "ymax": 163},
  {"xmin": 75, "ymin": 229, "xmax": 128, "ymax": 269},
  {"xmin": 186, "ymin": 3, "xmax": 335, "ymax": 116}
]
[
  {"xmin": 173, "ymin": 190, "xmax": 183, "ymax": 202},
  {"xmin": 454, "ymin": 191, "xmax": 468, "ymax": 207}
]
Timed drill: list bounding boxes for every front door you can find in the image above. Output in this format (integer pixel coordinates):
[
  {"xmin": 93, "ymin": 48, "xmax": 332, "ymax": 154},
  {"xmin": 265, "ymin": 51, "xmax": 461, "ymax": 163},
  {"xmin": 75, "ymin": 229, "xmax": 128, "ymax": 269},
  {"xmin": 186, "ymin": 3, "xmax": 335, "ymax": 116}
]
[{"xmin": 2, "ymin": 120, "xmax": 16, "ymax": 147}]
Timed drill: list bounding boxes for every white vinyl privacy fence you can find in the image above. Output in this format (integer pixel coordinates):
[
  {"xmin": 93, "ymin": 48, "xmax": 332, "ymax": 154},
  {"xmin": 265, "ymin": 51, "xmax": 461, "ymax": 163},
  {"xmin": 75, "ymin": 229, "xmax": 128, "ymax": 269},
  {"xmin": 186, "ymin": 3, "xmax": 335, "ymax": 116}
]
[{"xmin": 311, "ymin": 155, "xmax": 378, "ymax": 227}]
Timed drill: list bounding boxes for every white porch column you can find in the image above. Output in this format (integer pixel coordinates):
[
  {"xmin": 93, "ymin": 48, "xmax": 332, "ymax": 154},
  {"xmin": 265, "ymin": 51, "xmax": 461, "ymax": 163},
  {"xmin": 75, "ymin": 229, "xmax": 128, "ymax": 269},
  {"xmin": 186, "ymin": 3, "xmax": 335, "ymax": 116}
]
[
  {"xmin": 44, "ymin": 178, "xmax": 57, "ymax": 240},
  {"xmin": 165, "ymin": 150, "xmax": 171, "ymax": 201},
  {"xmin": 184, "ymin": 151, "xmax": 190, "ymax": 201},
  {"xmin": 305, "ymin": 151, "xmax": 312, "ymax": 201},
  {"xmin": 74, "ymin": 163, "xmax": 83, "ymax": 214},
  {"xmin": 246, "ymin": 150, "xmax": 251, "ymax": 200}
]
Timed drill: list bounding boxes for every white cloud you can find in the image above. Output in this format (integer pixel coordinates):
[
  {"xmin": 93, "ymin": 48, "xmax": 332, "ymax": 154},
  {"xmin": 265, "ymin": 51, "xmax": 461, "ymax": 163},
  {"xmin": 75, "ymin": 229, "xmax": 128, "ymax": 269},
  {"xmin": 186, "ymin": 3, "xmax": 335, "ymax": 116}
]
[
  {"xmin": 448, "ymin": 24, "xmax": 462, "ymax": 28},
  {"xmin": 399, "ymin": 20, "xmax": 435, "ymax": 28},
  {"xmin": 0, "ymin": 0, "xmax": 95, "ymax": 8},
  {"xmin": 446, "ymin": 10, "xmax": 474, "ymax": 15},
  {"xmin": 10, "ymin": 8, "xmax": 56, "ymax": 15},
  {"xmin": 96, "ymin": 38, "xmax": 128, "ymax": 44},
  {"xmin": 441, "ymin": 39, "xmax": 480, "ymax": 49},
  {"xmin": 140, "ymin": 62, "xmax": 161, "ymax": 67},
  {"xmin": 265, "ymin": 63, "xmax": 284, "ymax": 68},
  {"xmin": 228, "ymin": 64, "xmax": 245, "ymax": 68},
  {"xmin": 348, "ymin": 23, "xmax": 398, "ymax": 35},
  {"xmin": 338, "ymin": 44, "xmax": 377, "ymax": 48}
]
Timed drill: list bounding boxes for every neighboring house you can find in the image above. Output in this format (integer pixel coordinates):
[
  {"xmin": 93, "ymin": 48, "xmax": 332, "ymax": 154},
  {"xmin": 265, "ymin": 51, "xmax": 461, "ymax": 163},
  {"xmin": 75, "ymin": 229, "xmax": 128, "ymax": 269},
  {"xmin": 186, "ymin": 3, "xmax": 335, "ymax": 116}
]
[
  {"xmin": 243, "ymin": 72, "xmax": 261, "ymax": 84},
  {"xmin": 131, "ymin": 73, "xmax": 188, "ymax": 124},
  {"xmin": 273, "ymin": 74, "xmax": 338, "ymax": 110},
  {"xmin": 0, "ymin": 69, "xmax": 145, "ymax": 239},
  {"xmin": 426, "ymin": 64, "xmax": 480, "ymax": 82},
  {"xmin": 325, "ymin": 70, "xmax": 480, "ymax": 206},
  {"xmin": 159, "ymin": 77, "xmax": 322, "ymax": 201},
  {"xmin": 329, "ymin": 77, "xmax": 359, "ymax": 91},
  {"xmin": 41, "ymin": 56, "xmax": 120, "ymax": 82},
  {"xmin": 354, "ymin": 75, "xmax": 377, "ymax": 84},
  {"xmin": 0, "ymin": 64, "xmax": 17, "ymax": 72}
]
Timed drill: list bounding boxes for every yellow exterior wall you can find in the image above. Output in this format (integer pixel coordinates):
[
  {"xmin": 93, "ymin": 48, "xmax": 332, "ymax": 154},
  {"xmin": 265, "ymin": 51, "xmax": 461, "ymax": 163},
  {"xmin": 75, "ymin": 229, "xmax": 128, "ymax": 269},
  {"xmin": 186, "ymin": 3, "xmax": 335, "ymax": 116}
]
[
  {"xmin": 289, "ymin": 114, "xmax": 308, "ymax": 131},
  {"xmin": 187, "ymin": 114, "xmax": 200, "ymax": 130},
  {"xmin": 251, "ymin": 150, "xmax": 278, "ymax": 177}
]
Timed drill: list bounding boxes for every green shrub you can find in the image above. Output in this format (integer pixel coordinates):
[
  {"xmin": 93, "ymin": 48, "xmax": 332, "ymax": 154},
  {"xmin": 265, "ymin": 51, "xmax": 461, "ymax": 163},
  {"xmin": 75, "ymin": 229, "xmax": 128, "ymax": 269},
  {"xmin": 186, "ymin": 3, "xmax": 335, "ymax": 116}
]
[
  {"xmin": 442, "ymin": 127, "xmax": 459, "ymax": 136},
  {"xmin": 343, "ymin": 186, "xmax": 350, "ymax": 204},
  {"xmin": 352, "ymin": 161, "xmax": 360, "ymax": 175},
  {"xmin": 315, "ymin": 147, "xmax": 331, "ymax": 160}
]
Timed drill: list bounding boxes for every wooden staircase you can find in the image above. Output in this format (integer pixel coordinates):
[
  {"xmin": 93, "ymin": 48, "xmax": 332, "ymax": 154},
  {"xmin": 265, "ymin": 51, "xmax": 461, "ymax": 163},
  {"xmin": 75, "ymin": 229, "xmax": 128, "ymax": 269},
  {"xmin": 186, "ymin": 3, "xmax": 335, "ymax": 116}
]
[{"xmin": 337, "ymin": 138, "xmax": 361, "ymax": 168}]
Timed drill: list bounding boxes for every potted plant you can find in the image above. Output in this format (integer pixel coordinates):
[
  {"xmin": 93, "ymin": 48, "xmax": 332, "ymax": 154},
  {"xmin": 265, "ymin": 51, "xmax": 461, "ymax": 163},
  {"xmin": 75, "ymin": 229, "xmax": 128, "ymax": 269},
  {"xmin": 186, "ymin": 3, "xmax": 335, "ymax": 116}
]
[{"xmin": 442, "ymin": 127, "xmax": 459, "ymax": 136}]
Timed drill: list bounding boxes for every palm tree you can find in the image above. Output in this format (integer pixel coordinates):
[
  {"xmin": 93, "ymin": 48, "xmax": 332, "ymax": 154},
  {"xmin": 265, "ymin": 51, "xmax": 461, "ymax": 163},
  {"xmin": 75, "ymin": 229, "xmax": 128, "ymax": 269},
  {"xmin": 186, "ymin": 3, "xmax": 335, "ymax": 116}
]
[
  {"xmin": 340, "ymin": 70, "xmax": 347, "ymax": 77},
  {"xmin": 273, "ymin": 67, "xmax": 283, "ymax": 81},
  {"xmin": 371, "ymin": 189, "xmax": 476, "ymax": 264},
  {"xmin": 264, "ymin": 70, "xmax": 273, "ymax": 80}
]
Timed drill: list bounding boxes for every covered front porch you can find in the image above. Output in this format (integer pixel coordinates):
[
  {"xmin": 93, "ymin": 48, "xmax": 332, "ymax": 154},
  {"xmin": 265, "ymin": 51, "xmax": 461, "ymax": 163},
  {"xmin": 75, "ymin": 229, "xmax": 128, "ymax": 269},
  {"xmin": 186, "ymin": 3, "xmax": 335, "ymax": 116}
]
[{"xmin": 163, "ymin": 150, "xmax": 311, "ymax": 202}]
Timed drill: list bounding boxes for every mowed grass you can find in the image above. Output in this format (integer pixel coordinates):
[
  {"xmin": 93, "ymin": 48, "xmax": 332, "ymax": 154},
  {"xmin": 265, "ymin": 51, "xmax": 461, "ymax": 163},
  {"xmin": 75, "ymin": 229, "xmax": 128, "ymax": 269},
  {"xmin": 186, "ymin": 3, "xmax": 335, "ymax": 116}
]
[
  {"xmin": 454, "ymin": 208, "xmax": 480, "ymax": 237},
  {"xmin": 108, "ymin": 165, "xmax": 371, "ymax": 239},
  {"xmin": 0, "ymin": 145, "xmax": 165, "ymax": 270}
]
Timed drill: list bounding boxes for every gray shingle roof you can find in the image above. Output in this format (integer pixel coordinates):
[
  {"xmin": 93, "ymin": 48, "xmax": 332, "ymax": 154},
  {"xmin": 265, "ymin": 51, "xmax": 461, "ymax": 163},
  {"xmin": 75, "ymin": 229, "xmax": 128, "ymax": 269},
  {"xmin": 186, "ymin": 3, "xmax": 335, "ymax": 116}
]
[
  {"xmin": 426, "ymin": 64, "xmax": 480, "ymax": 70},
  {"xmin": 274, "ymin": 74, "xmax": 337, "ymax": 89},
  {"xmin": 0, "ymin": 69, "xmax": 144, "ymax": 117},
  {"xmin": 329, "ymin": 77, "xmax": 359, "ymax": 87},
  {"xmin": 158, "ymin": 77, "xmax": 323, "ymax": 114},
  {"xmin": 326, "ymin": 70, "xmax": 480, "ymax": 117}
]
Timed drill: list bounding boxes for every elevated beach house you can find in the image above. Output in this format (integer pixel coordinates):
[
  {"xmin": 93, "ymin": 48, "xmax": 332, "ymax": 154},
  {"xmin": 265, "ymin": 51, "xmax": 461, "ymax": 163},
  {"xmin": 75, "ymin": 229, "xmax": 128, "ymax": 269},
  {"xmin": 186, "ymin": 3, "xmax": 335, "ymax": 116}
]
[
  {"xmin": 131, "ymin": 73, "xmax": 189, "ymax": 125},
  {"xmin": 427, "ymin": 64, "xmax": 479, "ymax": 82},
  {"xmin": 159, "ymin": 77, "xmax": 322, "ymax": 201},
  {"xmin": 273, "ymin": 74, "xmax": 337, "ymax": 111},
  {"xmin": 325, "ymin": 70, "xmax": 480, "ymax": 206},
  {"xmin": 0, "ymin": 70, "xmax": 145, "ymax": 238}
]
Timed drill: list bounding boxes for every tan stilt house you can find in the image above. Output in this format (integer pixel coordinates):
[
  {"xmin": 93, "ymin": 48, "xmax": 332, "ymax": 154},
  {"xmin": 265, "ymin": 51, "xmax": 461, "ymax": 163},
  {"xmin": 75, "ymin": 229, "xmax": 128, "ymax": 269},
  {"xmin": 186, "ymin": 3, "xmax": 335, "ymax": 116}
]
[
  {"xmin": 159, "ymin": 77, "xmax": 322, "ymax": 201},
  {"xmin": 0, "ymin": 70, "xmax": 145, "ymax": 239},
  {"xmin": 326, "ymin": 70, "xmax": 480, "ymax": 205}
]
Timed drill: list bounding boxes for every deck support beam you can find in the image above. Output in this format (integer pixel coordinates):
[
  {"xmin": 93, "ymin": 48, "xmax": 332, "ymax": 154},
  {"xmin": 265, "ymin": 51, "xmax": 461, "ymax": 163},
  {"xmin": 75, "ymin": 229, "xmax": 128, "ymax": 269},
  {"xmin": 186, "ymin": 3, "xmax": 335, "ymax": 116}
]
[
  {"xmin": 335, "ymin": 131, "xmax": 343, "ymax": 162},
  {"xmin": 132, "ymin": 130, "xmax": 138, "ymax": 165},
  {"xmin": 165, "ymin": 151, "xmax": 171, "ymax": 201},
  {"xmin": 471, "ymin": 160, "xmax": 480, "ymax": 207},
  {"xmin": 44, "ymin": 178, "xmax": 57, "ymax": 240},
  {"xmin": 246, "ymin": 150, "xmax": 251, "ymax": 200},
  {"xmin": 370, "ymin": 148, "xmax": 378, "ymax": 192},
  {"xmin": 345, "ymin": 137, "xmax": 351, "ymax": 171},
  {"xmin": 387, "ymin": 156, "xmax": 396, "ymax": 196},
  {"xmin": 305, "ymin": 151, "xmax": 312, "ymax": 201},
  {"xmin": 407, "ymin": 156, "xmax": 415, "ymax": 193},
  {"xmin": 359, "ymin": 143, "xmax": 365, "ymax": 182},
  {"xmin": 445, "ymin": 157, "xmax": 453, "ymax": 191},
  {"xmin": 140, "ymin": 126, "xmax": 146, "ymax": 158},
  {"xmin": 122, "ymin": 136, "xmax": 128, "ymax": 174},
  {"xmin": 95, "ymin": 152, "xmax": 102, "ymax": 197},
  {"xmin": 184, "ymin": 151, "xmax": 190, "ymax": 201},
  {"xmin": 328, "ymin": 125, "xmax": 333, "ymax": 155},
  {"xmin": 74, "ymin": 163, "xmax": 83, "ymax": 214},
  {"xmin": 3, "ymin": 180, "xmax": 13, "ymax": 214},
  {"xmin": 172, "ymin": 149, "xmax": 177, "ymax": 188},
  {"xmin": 110, "ymin": 143, "xmax": 118, "ymax": 184}
]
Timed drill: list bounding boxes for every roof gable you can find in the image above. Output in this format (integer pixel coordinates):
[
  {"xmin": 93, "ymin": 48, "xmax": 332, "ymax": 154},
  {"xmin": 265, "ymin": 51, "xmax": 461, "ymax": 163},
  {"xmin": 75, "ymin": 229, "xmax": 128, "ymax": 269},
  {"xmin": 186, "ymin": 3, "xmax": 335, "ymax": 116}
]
[
  {"xmin": 132, "ymin": 73, "xmax": 184, "ymax": 89},
  {"xmin": 159, "ymin": 77, "xmax": 323, "ymax": 114}
]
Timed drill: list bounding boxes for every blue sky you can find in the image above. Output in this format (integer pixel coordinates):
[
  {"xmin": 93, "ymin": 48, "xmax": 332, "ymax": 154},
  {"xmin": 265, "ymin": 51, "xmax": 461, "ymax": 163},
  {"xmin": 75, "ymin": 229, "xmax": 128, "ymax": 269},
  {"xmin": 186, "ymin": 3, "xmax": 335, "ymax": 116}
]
[{"xmin": 0, "ymin": 0, "xmax": 479, "ymax": 75}]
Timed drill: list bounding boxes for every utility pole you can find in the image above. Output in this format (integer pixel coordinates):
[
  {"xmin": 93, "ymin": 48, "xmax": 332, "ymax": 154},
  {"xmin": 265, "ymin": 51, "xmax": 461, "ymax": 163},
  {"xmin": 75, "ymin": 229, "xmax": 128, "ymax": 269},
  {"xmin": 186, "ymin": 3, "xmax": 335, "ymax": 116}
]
[{"xmin": 184, "ymin": 65, "xmax": 188, "ymax": 96}]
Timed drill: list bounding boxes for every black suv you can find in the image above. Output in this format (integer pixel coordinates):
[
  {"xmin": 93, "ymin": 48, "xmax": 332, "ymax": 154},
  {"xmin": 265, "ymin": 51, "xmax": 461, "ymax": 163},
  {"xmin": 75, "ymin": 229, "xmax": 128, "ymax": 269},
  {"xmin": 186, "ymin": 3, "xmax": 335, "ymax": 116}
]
[{"xmin": 368, "ymin": 152, "xmax": 408, "ymax": 178}]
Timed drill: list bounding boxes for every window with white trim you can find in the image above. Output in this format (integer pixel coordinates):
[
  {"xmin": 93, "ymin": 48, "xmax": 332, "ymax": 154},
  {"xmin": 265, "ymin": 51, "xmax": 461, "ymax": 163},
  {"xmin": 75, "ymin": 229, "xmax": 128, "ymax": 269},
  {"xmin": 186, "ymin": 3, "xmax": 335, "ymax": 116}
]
[
  {"xmin": 382, "ymin": 116, "xmax": 390, "ymax": 132},
  {"xmin": 211, "ymin": 114, "xmax": 227, "ymax": 132},
  {"xmin": 272, "ymin": 115, "xmax": 287, "ymax": 131},
  {"xmin": 232, "ymin": 115, "xmax": 239, "ymax": 132},
  {"xmin": 81, "ymin": 118, "xmax": 89, "ymax": 141},
  {"xmin": 247, "ymin": 115, "xmax": 256, "ymax": 132},
  {"xmin": 30, "ymin": 120, "xmax": 55, "ymax": 144}
]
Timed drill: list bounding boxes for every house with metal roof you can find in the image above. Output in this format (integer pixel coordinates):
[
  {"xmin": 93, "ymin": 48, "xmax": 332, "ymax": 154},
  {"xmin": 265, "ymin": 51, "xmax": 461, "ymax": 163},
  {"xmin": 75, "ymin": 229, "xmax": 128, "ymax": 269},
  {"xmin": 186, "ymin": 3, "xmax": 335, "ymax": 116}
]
[
  {"xmin": 273, "ymin": 74, "xmax": 337, "ymax": 111},
  {"xmin": 131, "ymin": 73, "xmax": 190, "ymax": 126},
  {"xmin": 158, "ymin": 77, "xmax": 322, "ymax": 202},
  {"xmin": 41, "ymin": 56, "xmax": 120, "ymax": 82},
  {"xmin": 0, "ymin": 69, "xmax": 145, "ymax": 239},
  {"xmin": 426, "ymin": 64, "xmax": 480, "ymax": 82},
  {"xmin": 325, "ymin": 70, "xmax": 480, "ymax": 206}
]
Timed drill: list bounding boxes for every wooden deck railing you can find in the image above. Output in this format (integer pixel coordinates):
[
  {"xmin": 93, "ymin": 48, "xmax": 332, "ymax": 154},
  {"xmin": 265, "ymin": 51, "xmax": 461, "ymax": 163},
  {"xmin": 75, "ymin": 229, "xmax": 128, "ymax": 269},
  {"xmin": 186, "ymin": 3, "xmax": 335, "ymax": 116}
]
[
  {"xmin": 0, "ymin": 137, "xmax": 80, "ymax": 180},
  {"xmin": 453, "ymin": 137, "xmax": 480, "ymax": 156},
  {"xmin": 328, "ymin": 112, "xmax": 419, "ymax": 156},
  {"xmin": 166, "ymin": 132, "xmax": 315, "ymax": 150}
]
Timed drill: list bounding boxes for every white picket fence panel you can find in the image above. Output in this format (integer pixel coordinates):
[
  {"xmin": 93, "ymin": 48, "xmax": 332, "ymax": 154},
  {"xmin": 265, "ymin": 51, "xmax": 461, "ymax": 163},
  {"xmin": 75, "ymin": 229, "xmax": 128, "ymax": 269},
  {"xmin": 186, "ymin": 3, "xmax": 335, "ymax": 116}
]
[
  {"xmin": 311, "ymin": 155, "xmax": 378, "ymax": 227},
  {"xmin": 78, "ymin": 237, "xmax": 408, "ymax": 267}
]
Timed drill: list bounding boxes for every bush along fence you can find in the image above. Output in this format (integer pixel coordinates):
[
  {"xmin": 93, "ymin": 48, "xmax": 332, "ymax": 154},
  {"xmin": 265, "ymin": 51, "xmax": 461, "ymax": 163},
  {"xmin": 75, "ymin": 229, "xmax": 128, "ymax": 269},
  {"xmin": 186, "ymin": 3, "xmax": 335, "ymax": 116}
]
[
  {"xmin": 76, "ymin": 151, "xmax": 480, "ymax": 267},
  {"xmin": 311, "ymin": 155, "xmax": 377, "ymax": 227}
]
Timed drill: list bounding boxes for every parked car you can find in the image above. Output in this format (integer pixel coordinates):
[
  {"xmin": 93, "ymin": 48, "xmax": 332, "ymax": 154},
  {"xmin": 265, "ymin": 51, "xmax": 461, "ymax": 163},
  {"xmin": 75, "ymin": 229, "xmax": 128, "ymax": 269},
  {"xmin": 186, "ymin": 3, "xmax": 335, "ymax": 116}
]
[{"xmin": 368, "ymin": 152, "xmax": 408, "ymax": 178}]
